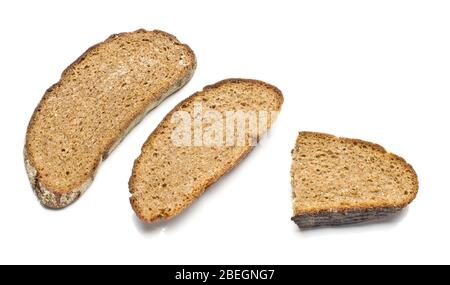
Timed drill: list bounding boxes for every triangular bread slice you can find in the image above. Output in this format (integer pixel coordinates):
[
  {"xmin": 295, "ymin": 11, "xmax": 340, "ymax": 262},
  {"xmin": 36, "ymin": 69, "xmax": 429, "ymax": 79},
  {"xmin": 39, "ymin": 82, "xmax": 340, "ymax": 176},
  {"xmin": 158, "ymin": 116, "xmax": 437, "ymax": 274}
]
[
  {"xmin": 25, "ymin": 29, "xmax": 196, "ymax": 208},
  {"xmin": 129, "ymin": 79, "xmax": 283, "ymax": 222},
  {"xmin": 291, "ymin": 132, "xmax": 418, "ymax": 228}
]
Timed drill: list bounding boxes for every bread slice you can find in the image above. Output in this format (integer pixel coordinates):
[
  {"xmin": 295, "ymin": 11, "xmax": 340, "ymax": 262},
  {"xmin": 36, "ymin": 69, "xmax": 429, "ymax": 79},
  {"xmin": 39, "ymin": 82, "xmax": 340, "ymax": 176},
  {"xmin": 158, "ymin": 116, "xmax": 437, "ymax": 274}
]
[
  {"xmin": 25, "ymin": 29, "xmax": 196, "ymax": 208},
  {"xmin": 129, "ymin": 79, "xmax": 283, "ymax": 222},
  {"xmin": 291, "ymin": 132, "xmax": 418, "ymax": 229}
]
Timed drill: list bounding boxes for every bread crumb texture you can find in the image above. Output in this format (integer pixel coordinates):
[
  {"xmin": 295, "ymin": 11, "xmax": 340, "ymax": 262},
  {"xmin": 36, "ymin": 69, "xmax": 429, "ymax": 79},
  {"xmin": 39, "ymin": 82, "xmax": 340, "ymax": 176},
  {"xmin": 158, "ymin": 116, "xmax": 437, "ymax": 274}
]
[
  {"xmin": 25, "ymin": 29, "xmax": 196, "ymax": 208},
  {"xmin": 291, "ymin": 132, "xmax": 418, "ymax": 228},
  {"xmin": 129, "ymin": 79, "xmax": 283, "ymax": 222}
]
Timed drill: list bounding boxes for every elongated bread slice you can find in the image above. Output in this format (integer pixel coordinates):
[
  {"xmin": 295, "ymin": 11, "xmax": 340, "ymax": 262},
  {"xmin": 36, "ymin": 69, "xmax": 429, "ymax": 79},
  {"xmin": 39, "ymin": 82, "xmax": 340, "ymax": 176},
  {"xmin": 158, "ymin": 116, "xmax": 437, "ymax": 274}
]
[
  {"xmin": 25, "ymin": 29, "xmax": 196, "ymax": 208},
  {"xmin": 129, "ymin": 79, "xmax": 283, "ymax": 222},
  {"xmin": 291, "ymin": 132, "xmax": 419, "ymax": 229}
]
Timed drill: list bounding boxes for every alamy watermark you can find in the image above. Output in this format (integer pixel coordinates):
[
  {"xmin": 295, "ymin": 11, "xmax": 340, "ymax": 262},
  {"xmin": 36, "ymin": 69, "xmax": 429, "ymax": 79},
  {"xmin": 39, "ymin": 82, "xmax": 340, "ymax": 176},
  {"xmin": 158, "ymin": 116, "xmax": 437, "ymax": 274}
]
[{"xmin": 170, "ymin": 102, "xmax": 279, "ymax": 147}]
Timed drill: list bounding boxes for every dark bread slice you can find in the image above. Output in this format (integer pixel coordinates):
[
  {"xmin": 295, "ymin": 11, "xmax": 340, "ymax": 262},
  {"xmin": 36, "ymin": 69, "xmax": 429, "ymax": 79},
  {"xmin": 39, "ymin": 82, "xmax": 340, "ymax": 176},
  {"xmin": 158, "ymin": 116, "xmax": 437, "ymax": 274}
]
[
  {"xmin": 25, "ymin": 29, "xmax": 196, "ymax": 208},
  {"xmin": 129, "ymin": 79, "xmax": 283, "ymax": 222},
  {"xmin": 291, "ymin": 132, "xmax": 418, "ymax": 229}
]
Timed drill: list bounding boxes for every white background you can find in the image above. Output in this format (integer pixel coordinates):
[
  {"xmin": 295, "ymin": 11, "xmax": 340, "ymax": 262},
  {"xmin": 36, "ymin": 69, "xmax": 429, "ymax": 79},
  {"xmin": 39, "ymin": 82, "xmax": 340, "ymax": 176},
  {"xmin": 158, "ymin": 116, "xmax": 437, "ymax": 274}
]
[{"xmin": 0, "ymin": 0, "xmax": 449, "ymax": 265}]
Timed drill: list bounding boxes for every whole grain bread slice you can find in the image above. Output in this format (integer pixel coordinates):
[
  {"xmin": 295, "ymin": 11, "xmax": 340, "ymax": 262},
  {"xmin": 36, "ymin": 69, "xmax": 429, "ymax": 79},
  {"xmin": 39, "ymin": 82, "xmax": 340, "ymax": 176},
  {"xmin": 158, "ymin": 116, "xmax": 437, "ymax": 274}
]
[
  {"xmin": 129, "ymin": 79, "xmax": 283, "ymax": 222},
  {"xmin": 25, "ymin": 29, "xmax": 196, "ymax": 208},
  {"xmin": 291, "ymin": 132, "xmax": 418, "ymax": 229}
]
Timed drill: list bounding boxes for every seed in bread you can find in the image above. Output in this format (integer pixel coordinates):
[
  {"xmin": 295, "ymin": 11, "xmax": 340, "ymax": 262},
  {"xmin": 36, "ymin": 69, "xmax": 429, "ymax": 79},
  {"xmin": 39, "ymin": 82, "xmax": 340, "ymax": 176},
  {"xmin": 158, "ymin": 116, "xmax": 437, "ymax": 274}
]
[
  {"xmin": 25, "ymin": 29, "xmax": 196, "ymax": 208},
  {"xmin": 129, "ymin": 79, "xmax": 283, "ymax": 222},
  {"xmin": 291, "ymin": 132, "xmax": 418, "ymax": 229}
]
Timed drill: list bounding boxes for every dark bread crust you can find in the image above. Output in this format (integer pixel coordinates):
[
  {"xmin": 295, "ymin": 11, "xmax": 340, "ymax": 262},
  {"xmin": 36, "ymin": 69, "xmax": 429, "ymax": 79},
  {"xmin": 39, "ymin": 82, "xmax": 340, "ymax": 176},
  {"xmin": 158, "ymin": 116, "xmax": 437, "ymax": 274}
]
[
  {"xmin": 129, "ymin": 78, "xmax": 284, "ymax": 222},
  {"xmin": 291, "ymin": 132, "xmax": 419, "ymax": 229},
  {"xmin": 292, "ymin": 206, "xmax": 402, "ymax": 229},
  {"xmin": 25, "ymin": 29, "xmax": 196, "ymax": 208}
]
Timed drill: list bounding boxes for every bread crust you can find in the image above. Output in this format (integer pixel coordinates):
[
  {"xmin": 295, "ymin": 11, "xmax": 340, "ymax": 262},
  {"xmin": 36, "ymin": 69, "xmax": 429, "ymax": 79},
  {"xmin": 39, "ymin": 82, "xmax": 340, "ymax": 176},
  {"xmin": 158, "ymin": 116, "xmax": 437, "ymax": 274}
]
[
  {"xmin": 129, "ymin": 79, "xmax": 284, "ymax": 222},
  {"xmin": 25, "ymin": 29, "xmax": 196, "ymax": 208},
  {"xmin": 291, "ymin": 132, "xmax": 419, "ymax": 228},
  {"xmin": 291, "ymin": 206, "xmax": 403, "ymax": 229}
]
